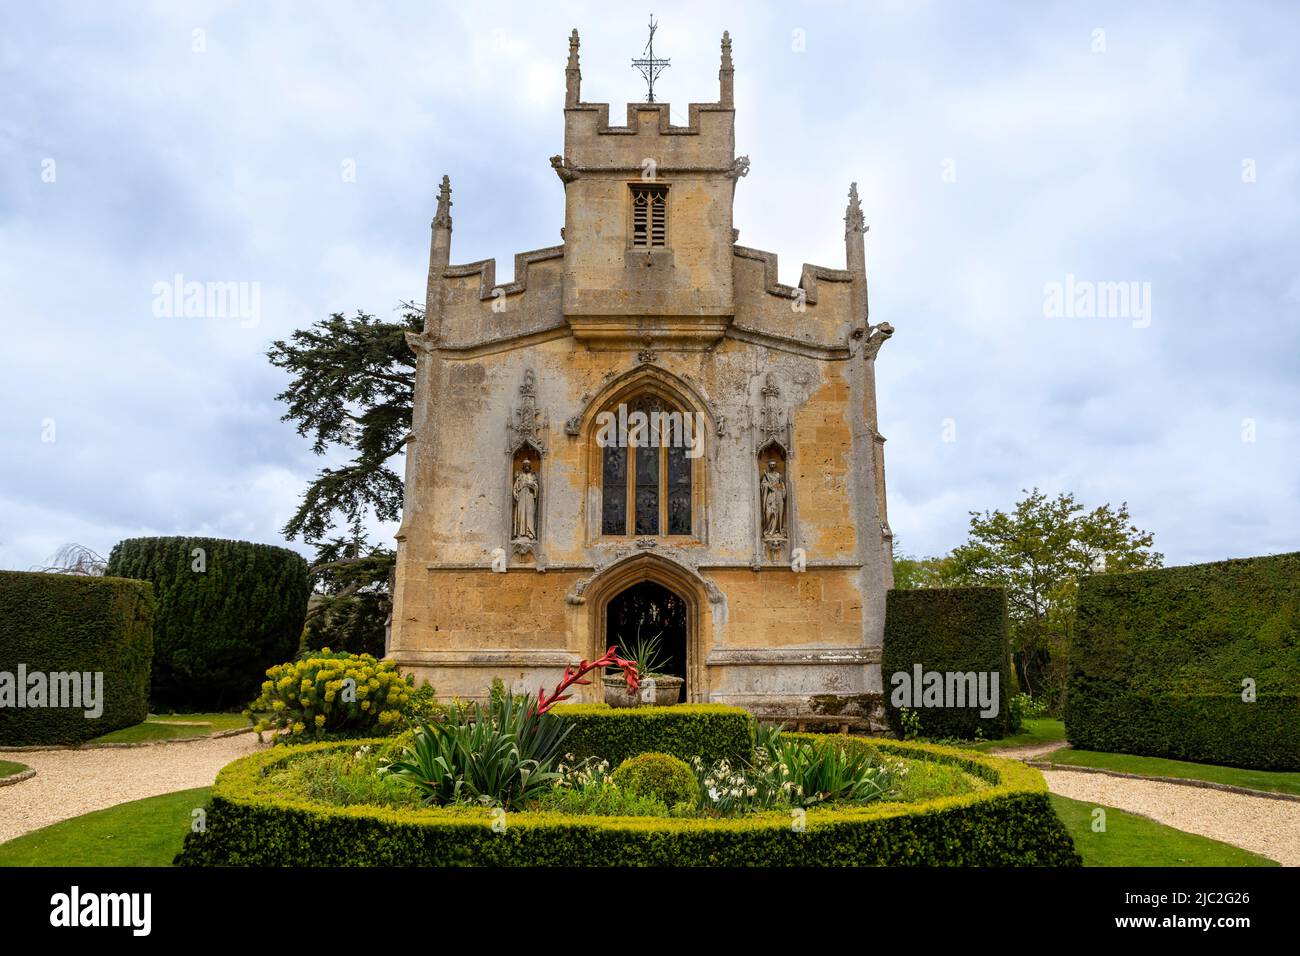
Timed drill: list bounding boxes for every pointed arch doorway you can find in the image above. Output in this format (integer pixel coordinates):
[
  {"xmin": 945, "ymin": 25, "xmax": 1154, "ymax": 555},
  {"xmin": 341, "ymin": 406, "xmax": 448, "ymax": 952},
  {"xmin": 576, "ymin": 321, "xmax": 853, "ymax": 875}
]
[
  {"xmin": 606, "ymin": 581, "xmax": 687, "ymax": 703},
  {"xmin": 585, "ymin": 553, "xmax": 707, "ymax": 703}
]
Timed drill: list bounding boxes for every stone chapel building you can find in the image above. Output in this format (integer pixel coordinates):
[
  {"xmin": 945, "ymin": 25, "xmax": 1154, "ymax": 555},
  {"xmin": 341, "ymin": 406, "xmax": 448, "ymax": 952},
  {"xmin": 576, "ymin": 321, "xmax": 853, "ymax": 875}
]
[{"xmin": 389, "ymin": 30, "xmax": 896, "ymax": 726}]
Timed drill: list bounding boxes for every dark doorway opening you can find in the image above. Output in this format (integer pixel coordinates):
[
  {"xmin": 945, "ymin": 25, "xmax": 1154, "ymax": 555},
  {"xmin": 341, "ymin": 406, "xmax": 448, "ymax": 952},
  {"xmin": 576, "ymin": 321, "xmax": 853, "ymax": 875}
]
[{"xmin": 606, "ymin": 581, "xmax": 687, "ymax": 701}]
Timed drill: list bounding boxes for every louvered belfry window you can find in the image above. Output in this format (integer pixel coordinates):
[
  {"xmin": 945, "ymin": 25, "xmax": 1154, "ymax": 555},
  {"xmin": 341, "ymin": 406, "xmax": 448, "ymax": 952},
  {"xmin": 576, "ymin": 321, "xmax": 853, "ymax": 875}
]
[{"xmin": 630, "ymin": 184, "xmax": 668, "ymax": 248}]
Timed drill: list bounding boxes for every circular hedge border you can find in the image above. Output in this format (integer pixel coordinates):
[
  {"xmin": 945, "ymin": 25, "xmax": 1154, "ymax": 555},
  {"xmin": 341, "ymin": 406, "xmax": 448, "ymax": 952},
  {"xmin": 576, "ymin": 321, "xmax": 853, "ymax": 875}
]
[{"xmin": 177, "ymin": 735, "xmax": 1081, "ymax": 867}]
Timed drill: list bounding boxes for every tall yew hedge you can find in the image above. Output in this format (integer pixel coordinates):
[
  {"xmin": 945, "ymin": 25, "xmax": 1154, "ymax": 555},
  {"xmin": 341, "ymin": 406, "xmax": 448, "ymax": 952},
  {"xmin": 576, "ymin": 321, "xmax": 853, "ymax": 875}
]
[
  {"xmin": 106, "ymin": 537, "xmax": 311, "ymax": 709},
  {"xmin": 883, "ymin": 587, "xmax": 1014, "ymax": 739},
  {"xmin": 0, "ymin": 571, "xmax": 154, "ymax": 746},
  {"xmin": 1066, "ymin": 552, "xmax": 1300, "ymax": 770}
]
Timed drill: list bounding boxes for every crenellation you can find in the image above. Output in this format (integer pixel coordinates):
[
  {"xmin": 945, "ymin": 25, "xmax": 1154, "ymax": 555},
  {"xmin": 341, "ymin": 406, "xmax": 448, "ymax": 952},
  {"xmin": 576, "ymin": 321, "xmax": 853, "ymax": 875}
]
[{"xmin": 442, "ymin": 245, "xmax": 565, "ymax": 301}]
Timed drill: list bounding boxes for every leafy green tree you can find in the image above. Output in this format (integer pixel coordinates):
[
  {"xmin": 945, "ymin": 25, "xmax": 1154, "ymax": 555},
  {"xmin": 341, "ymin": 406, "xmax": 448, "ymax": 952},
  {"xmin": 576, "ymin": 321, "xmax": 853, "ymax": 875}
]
[
  {"xmin": 267, "ymin": 304, "xmax": 421, "ymax": 650},
  {"xmin": 267, "ymin": 305, "xmax": 422, "ymax": 543},
  {"xmin": 947, "ymin": 488, "xmax": 1162, "ymax": 704},
  {"xmin": 891, "ymin": 539, "xmax": 962, "ymax": 590},
  {"xmin": 302, "ymin": 524, "xmax": 394, "ymax": 657}
]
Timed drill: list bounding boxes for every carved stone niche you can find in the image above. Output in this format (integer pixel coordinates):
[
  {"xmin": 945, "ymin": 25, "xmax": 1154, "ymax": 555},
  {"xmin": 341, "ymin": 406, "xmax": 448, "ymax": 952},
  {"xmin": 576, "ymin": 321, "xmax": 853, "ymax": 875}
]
[
  {"xmin": 506, "ymin": 370, "xmax": 547, "ymax": 559},
  {"xmin": 750, "ymin": 373, "xmax": 793, "ymax": 562}
]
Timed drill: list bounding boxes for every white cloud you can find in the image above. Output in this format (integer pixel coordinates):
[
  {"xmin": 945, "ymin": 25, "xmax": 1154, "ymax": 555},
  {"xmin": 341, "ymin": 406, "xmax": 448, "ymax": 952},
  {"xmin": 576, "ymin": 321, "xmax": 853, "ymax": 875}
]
[{"xmin": 2, "ymin": 0, "xmax": 1298, "ymax": 571}]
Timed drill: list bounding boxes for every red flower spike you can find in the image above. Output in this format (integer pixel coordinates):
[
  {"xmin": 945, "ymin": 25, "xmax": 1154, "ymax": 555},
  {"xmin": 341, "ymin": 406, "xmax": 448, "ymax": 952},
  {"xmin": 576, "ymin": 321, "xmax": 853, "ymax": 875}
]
[{"xmin": 534, "ymin": 646, "xmax": 643, "ymax": 714}]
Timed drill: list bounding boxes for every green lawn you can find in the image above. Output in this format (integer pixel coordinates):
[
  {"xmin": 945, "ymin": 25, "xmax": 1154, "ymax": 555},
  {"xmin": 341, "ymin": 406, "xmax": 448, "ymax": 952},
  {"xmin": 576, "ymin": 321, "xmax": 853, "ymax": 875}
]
[
  {"xmin": 0, "ymin": 760, "xmax": 30, "ymax": 780},
  {"xmin": 0, "ymin": 787, "xmax": 211, "ymax": 867},
  {"xmin": 90, "ymin": 712, "xmax": 252, "ymax": 744},
  {"xmin": 962, "ymin": 718, "xmax": 1066, "ymax": 752},
  {"xmin": 1037, "ymin": 747, "xmax": 1300, "ymax": 797},
  {"xmin": 1049, "ymin": 795, "xmax": 1278, "ymax": 867}
]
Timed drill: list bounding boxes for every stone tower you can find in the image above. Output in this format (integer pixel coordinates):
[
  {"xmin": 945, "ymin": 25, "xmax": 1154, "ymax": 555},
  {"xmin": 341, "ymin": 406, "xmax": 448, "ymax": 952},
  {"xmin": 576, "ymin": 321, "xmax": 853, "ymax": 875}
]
[{"xmin": 389, "ymin": 29, "xmax": 895, "ymax": 727}]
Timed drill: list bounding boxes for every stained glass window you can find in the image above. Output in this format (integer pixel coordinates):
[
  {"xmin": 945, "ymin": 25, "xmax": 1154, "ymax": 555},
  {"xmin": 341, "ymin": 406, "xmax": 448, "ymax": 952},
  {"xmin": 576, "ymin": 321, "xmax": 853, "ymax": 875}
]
[
  {"xmin": 601, "ymin": 444, "xmax": 627, "ymax": 535},
  {"xmin": 667, "ymin": 444, "xmax": 691, "ymax": 535},
  {"xmin": 599, "ymin": 393, "xmax": 694, "ymax": 537}
]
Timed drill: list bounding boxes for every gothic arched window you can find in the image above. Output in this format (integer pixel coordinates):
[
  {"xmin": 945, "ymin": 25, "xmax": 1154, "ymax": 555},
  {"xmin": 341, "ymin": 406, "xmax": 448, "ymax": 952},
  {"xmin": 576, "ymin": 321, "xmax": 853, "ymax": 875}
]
[{"xmin": 600, "ymin": 394, "xmax": 693, "ymax": 537}]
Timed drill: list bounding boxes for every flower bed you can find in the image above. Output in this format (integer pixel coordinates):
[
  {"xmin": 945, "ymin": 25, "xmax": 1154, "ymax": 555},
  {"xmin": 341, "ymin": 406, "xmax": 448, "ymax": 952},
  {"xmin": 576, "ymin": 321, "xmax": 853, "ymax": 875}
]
[{"xmin": 176, "ymin": 735, "xmax": 1080, "ymax": 867}]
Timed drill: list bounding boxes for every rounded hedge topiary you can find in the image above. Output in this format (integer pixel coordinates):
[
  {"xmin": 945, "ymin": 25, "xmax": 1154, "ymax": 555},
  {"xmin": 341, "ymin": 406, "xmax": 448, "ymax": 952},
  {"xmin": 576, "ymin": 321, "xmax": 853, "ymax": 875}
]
[
  {"xmin": 609, "ymin": 751, "xmax": 699, "ymax": 807},
  {"xmin": 105, "ymin": 536, "xmax": 311, "ymax": 710}
]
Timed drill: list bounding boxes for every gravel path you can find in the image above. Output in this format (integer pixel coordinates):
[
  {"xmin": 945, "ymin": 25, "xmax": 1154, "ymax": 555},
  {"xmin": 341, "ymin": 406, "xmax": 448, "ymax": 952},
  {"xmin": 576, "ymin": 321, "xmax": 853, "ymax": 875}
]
[
  {"xmin": 988, "ymin": 741, "xmax": 1068, "ymax": 761},
  {"xmin": 0, "ymin": 734, "xmax": 266, "ymax": 844},
  {"xmin": 1041, "ymin": 769, "xmax": 1300, "ymax": 866}
]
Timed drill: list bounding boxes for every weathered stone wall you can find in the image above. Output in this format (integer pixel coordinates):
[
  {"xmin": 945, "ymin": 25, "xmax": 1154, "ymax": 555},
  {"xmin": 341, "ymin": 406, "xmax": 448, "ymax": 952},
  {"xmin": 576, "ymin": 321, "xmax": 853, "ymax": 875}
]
[{"xmin": 391, "ymin": 31, "xmax": 893, "ymax": 726}]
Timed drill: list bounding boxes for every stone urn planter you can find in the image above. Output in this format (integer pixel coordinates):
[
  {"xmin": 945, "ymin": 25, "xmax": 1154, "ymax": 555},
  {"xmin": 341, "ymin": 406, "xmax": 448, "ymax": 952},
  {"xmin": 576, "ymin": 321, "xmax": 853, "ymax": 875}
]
[
  {"xmin": 649, "ymin": 675, "xmax": 684, "ymax": 705},
  {"xmin": 603, "ymin": 676, "xmax": 683, "ymax": 708}
]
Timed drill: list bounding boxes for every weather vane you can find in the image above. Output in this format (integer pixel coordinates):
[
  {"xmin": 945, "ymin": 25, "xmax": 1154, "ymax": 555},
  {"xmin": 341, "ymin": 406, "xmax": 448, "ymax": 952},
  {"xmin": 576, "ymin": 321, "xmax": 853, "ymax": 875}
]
[{"xmin": 631, "ymin": 14, "xmax": 670, "ymax": 103}]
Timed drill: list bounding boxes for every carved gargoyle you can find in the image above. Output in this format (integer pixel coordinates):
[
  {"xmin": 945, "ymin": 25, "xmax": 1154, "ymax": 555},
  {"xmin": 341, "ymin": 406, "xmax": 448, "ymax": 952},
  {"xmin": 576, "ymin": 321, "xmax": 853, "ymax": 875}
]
[
  {"xmin": 550, "ymin": 155, "xmax": 578, "ymax": 184},
  {"xmin": 863, "ymin": 322, "xmax": 894, "ymax": 361},
  {"xmin": 726, "ymin": 155, "xmax": 751, "ymax": 180}
]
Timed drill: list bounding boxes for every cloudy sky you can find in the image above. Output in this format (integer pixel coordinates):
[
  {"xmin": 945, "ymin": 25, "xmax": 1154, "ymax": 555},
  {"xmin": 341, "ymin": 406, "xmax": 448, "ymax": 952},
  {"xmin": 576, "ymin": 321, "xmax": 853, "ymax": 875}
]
[{"xmin": 2, "ymin": 0, "xmax": 1297, "ymax": 572}]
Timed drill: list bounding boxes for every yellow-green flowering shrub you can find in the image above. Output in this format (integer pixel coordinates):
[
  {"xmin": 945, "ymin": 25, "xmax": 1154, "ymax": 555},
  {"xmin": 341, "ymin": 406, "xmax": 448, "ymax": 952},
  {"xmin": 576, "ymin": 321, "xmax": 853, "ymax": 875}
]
[{"xmin": 246, "ymin": 649, "xmax": 431, "ymax": 741}]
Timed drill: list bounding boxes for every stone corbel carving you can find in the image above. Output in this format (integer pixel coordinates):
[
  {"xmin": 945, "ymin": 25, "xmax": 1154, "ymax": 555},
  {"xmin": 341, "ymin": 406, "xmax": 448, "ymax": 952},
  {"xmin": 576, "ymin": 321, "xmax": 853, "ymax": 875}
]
[
  {"xmin": 726, "ymin": 155, "xmax": 751, "ymax": 180},
  {"xmin": 862, "ymin": 322, "xmax": 894, "ymax": 361},
  {"xmin": 550, "ymin": 155, "xmax": 578, "ymax": 184},
  {"xmin": 405, "ymin": 329, "xmax": 439, "ymax": 353}
]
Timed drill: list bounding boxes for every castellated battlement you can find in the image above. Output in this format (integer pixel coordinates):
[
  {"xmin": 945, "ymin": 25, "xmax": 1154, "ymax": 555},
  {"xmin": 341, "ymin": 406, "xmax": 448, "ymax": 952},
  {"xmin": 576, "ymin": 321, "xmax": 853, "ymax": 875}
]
[
  {"xmin": 562, "ymin": 101, "xmax": 735, "ymax": 171},
  {"xmin": 425, "ymin": 28, "xmax": 868, "ymax": 356}
]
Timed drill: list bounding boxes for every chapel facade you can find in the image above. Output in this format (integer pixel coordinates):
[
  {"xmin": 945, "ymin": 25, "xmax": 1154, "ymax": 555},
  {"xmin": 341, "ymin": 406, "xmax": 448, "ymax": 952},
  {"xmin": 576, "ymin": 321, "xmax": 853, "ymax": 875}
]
[{"xmin": 388, "ymin": 29, "xmax": 896, "ymax": 726}]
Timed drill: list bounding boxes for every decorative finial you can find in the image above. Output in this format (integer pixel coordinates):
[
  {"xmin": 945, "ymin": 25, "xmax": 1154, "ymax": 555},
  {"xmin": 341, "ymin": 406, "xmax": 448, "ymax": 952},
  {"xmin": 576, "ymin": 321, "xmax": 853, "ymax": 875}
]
[
  {"xmin": 434, "ymin": 175, "xmax": 452, "ymax": 229},
  {"xmin": 632, "ymin": 14, "xmax": 670, "ymax": 103},
  {"xmin": 719, "ymin": 30, "xmax": 734, "ymax": 106},
  {"xmin": 566, "ymin": 29, "xmax": 582, "ymax": 106},
  {"xmin": 845, "ymin": 182, "xmax": 866, "ymax": 235}
]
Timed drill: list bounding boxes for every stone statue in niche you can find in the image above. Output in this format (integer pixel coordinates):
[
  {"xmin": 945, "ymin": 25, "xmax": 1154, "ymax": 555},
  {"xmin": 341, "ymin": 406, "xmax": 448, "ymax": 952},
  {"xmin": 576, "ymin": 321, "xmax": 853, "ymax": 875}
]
[
  {"xmin": 760, "ymin": 459, "xmax": 787, "ymax": 541},
  {"xmin": 512, "ymin": 460, "xmax": 539, "ymax": 540}
]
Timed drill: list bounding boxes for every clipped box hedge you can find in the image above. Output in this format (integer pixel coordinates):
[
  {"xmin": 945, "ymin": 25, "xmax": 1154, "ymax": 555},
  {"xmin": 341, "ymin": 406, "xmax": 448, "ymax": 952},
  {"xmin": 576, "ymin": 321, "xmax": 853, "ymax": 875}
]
[
  {"xmin": 106, "ymin": 536, "xmax": 311, "ymax": 709},
  {"xmin": 1067, "ymin": 552, "xmax": 1300, "ymax": 770},
  {"xmin": 552, "ymin": 703, "xmax": 753, "ymax": 766},
  {"xmin": 882, "ymin": 587, "xmax": 1013, "ymax": 740},
  {"xmin": 175, "ymin": 735, "xmax": 1080, "ymax": 867},
  {"xmin": 0, "ymin": 571, "xmax": 154, "ymax": 746}
]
